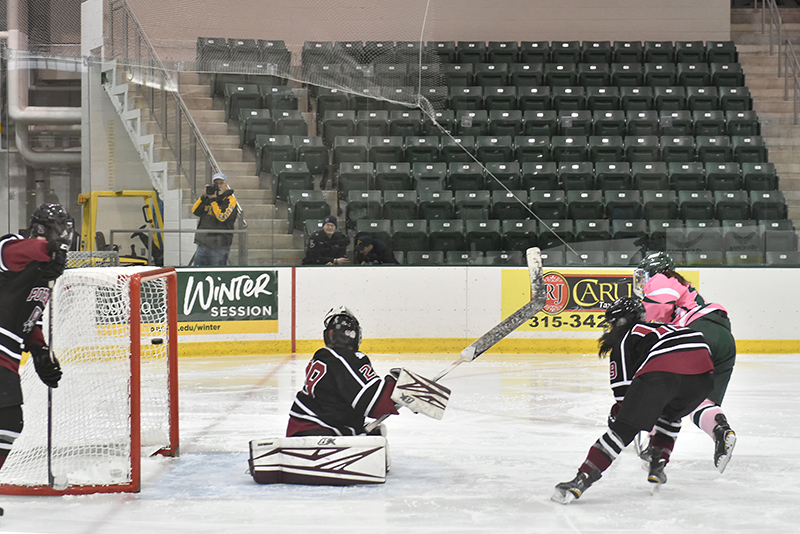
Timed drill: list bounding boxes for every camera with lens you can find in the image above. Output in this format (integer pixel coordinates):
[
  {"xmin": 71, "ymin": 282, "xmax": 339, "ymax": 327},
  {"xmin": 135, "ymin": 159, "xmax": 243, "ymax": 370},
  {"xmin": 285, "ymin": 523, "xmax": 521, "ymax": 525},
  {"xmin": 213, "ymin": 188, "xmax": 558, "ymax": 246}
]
[{"xmin": 205, "ymin": 184, "xmax": 219, "ymax": 196}]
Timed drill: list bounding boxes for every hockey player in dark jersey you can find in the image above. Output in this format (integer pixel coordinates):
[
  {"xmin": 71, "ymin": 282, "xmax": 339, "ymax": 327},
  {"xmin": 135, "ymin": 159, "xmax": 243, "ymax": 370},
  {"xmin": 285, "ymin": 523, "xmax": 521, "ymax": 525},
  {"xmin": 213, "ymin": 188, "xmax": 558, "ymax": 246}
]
[
  {"xmin": 552, "ymin": 297, "xmax": 714, "ymax": 504},
  {"xmin": 0, "ymin": 204, "xmax": 70, "ymax": 470},
  {"xmin": 287, "ymin": 307, "xmax": 399, "ymax": 437}
]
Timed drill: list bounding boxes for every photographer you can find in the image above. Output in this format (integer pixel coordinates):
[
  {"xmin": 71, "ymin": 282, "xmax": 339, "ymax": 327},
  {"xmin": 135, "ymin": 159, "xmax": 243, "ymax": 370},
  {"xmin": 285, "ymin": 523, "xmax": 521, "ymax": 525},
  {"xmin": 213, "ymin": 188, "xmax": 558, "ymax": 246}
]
[{"xmin": 192, "ymin": 173, "xmax": 238, "ymax": 266}]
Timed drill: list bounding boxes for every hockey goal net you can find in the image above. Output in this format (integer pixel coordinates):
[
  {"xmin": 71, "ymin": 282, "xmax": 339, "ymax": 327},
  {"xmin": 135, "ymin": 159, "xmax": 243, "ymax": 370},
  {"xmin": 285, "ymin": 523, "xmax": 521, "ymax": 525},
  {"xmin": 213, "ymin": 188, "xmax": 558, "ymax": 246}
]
[{"xmin": 0, "ymin": 267, "xmax": 179, "ymax": 495}]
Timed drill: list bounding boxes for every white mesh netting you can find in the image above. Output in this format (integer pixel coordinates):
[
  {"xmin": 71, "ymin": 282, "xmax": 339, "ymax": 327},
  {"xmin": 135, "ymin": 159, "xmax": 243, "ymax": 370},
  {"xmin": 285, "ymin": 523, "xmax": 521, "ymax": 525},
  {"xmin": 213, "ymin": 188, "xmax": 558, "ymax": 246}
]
[{"xmin": 0, "ymin": 267, "xmax": 175, "ymax": 491}]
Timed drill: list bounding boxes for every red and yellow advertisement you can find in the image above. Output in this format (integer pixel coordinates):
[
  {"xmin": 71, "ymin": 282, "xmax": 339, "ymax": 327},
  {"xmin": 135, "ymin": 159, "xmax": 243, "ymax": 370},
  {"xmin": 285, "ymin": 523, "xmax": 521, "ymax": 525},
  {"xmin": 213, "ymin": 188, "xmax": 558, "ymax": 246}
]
[{"xmin": 501, "ymin": 268, "xmax": 699, "ymax": 332}]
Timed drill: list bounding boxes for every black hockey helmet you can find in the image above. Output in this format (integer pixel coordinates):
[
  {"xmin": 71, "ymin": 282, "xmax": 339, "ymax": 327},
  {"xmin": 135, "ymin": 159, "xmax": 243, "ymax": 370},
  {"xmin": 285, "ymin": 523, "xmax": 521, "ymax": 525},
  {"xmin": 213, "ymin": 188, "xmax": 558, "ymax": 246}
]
[
  {"xmin": 604, "ymin": 297, "xmax": 646, "ymax": 330},
  {"xmin": 637, "ymin": 251, "xmax": 675, "ymax": 277},
  {"xmin": 323, "ymin": 306, "xmax": 362, "ymax": 351},
  {"xmin": 29, "ymin": 203, "xmax": 73, "ymax": 248}
]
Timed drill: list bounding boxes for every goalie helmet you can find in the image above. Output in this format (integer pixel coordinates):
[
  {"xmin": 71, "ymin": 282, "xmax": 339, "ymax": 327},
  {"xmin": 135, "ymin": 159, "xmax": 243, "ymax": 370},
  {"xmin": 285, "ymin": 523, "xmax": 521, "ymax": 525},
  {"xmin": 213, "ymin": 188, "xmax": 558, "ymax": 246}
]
[
  {"xmin": 637, "ymin": 251, "xmax": 675, "ymax": 277},
  {"xmin": 604, "ymin": 297, "xmax": 646, "ymax": 330},
  {"xmin": 29, "ymin": 203, "xmax": 74, "ymax": 249},
  {"xmin": 323, "ymin": 306, "xmax": 362, "ymax": 351}
]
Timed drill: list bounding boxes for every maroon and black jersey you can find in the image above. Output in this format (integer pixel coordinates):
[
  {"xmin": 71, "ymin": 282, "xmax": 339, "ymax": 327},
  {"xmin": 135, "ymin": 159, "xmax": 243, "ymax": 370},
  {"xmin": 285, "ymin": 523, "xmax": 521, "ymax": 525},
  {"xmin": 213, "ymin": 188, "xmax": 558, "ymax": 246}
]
[
  {"xmin": 287, "ymin": 346, "xmax": 398, "ymax": 437},
  {"xmin": 0, "ymin": 234, "xmax": 51, "ymax": 408},
  {"xmin": 609, "ymin": 322, "xmax": 713, "ymax": 402}
]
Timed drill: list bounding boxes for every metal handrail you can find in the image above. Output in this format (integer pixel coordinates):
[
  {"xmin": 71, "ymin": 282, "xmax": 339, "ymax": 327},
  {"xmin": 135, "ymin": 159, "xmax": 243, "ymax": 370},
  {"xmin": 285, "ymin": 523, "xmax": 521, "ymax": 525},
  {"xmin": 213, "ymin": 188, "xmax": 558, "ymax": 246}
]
[
  {"xmin": 107, "ymin": 0, "xmax": 246, "ymax": 226},
  {"xmin": 761, "ymin": 0, "xmax": 800, "ymax": 124},
  {"xmin": 110, "ymin": 227, "xmax": 249, "ymax": 266}
]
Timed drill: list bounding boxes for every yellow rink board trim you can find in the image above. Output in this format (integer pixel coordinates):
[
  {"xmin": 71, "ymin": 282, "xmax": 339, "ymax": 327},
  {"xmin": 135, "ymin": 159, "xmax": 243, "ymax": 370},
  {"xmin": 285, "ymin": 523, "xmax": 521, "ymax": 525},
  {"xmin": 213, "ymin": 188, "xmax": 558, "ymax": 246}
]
[
  {"xmin": 177, "ymin": 320, "xmax": 278, "ymax": 335},
  {"xmin": 177, "ymin": 338, "xmax": 800, "ymax": 357}
]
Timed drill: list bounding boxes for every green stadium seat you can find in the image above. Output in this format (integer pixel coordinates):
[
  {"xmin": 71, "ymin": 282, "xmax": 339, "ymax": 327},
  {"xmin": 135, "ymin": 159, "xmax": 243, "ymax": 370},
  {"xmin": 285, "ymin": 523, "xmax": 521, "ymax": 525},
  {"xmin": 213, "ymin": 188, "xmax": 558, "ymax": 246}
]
[
  {"xmin": 659, "ymin": 110, "xmax": 693, "ymax": 135},
  {"xmin": 491, "ymin": 190, "xmax": 529, "ymax": 220},
  {"xmin": 337, "ymin": 162, "xmax": 374, "ymax": 199},
  {"xmin": 375, "ymin": 162, "xmax": 412, "ymax": 191},
  {"xmin": 742, "ymin": 162, "xmax": 778, "ymax": 191},
  {"xmin": 762, "ymin": 220, "xmax": 798, "ymax": 252},
  {"xmin": 455, "ymin": 190, "xmax": 491, "ymax": 220},
  {"xmin": 693, "ymin": 110, "xmax": 727, "ymax": 136},
  {"xmin": 272, "ymin": 110, "xmax": 308, "ymax": 137},
  {"xmin": 521, "ymin": 162, "xmax": 559, "ymax": 190},
  {"xmin": 456, "ymin": 41, "xmax": 487, "ymax": 63},
  {"xmin": 559, "ymin": 110, "xmax": 593, "ymax": 136},
  {"xmin": 650, "ymin": 219, "xmax": 684, "ymax": 249},
  {"xmin": 292, "ymin": 136, "xmax": 329, "ymax": 176},
  {"xmin": 224, "ymin": 84, "xmax": 261, "ymax": 122},
  {"xmin": 446, "ymin": 251, "xmax": 485, "ymax": 265},
  {"xmin": 707, "ymin": 41, "xmax": 739, "ymax": 63},
  {"xmin": 356, "ymin": 219, "xmax": 392, "ymax": 246},
  {"xmin": 523, "ymin": 110, "xmax": 558, "ymax": 136},
  {"xmin": 518, "ymin": 87, "xmax": 552, "ymax": 111},
  {"xmin": 685, "ymin": 251, "xmax": 724, "ymax": 266},
  {"xmin": 441, "ymin": 136, "xmax": 476, "ymax": 163},
  {"xmin": 643, "ymin": 190, "xmax": 679, "ymax": 220},
  {"xmin": 726, "ymin": 110, "xmax": 761, "ymax": 136},
  {"xmin": 612, "ymin": 41, "xmax": 643, "ymax": 63},
  {"xmin": 669, "ymin": 162, "xmax": 706, "ymax": 190},
  {"xmin": 611, "ymin": 63, "xmax": 644, "ymax": 86},
  {"xmin": 559, "ymin": 162, "xmax": 595, "ymax": 190},
  {"xmin": 488, "ymin": 41, "xmax": 520, "ymax": 64},
  {"xmin": 260, "ymin": 86, "xmax": 298, "ymax": 111},
  {"xmin": 316, "ymin": 88, "xmax": 351, "ymax": 119},
  {"xmin": 272, "ymin": 161, "xmax": 313, "ymax": 203},
  {"xmin": 725, "ymin": 251, "xmax": 764, "ymax": 265},
  {"xmin": 485, "ymin": 250, "xmax": 525, "ymax": 265},
  {"xmin": 711, "ymin": 63, "xmax": 745, "ymax": 87},
  {"xmin": 382, "ymin": 189, "xmax": 418, "ymax": 220},
  {"xmin": 255, "ymin": 134, "xmax": 294, "ymax": 176},
  {"xmin": 509, "ymin": 63, "xmax": 544, "ymax": 87},
  {"xmin": 677, "ymin": 62, "xmax": 711, "ymax": 86},
  {"xmin": 489, "ymin": 110, "xmax": 524, "ymax": 136},
  {"xmin": 389, "ymin": 110, "xmax": 422, "ymax": 137},
  {"xmin": 715, "ymin": 190, "xmax": 751, "ymax": 221},
  {"xmin": 679, "ymin": 190, "xmax": 715, "ymax": 220},
  {"xmin": 552, "ymin": 135, "xmax": 588, "ymax": 162},
  {"xmin": 732, "ymin": 135, "xmax": 768, "ymax": 163},
  {"xmin": 322, "ymin": 111, "xmax": 356, "ymax": 147},
  {"xmin": 449, "ymin": 86, "xmax": 484, "ymax": 111},
  {"xmin": 288, "ymin": 190, "xmax": 331, "ymax": 231},
  {"xmin": 766, "ymin": 251, "xmax": 800, "ymax": 266},
  {"xmin": 660, "ymin": 135, "xmax": 695, "ymax": 163},
  {"xmin": 391, "ymin": 219, "xmax": 428, "ymax": 253},
  {"xmin": 238, "ymin": 109, "xmax": 273, "ymax": 148},
  {"xmin": 475, "ymin": 63, "xmax": 509, "ymax": 87},
  {"xmin": 429, "ymin": 219, "xmax": 466, "ymax": 252},
  {"xmin": 750, "ymin": 190, "xmax": 788, "ymax": 221},
  {"xmin": 540, "ymin": 249, "xmax": 567, "ymax": 265},
  {"xmin": 644, "ymin": 63, "xmax": 677, "ymax": 87},
  {"xmin": 654, "ymin": 86, "xmax": 686, "ymax": 111},
  {"xmin": 356, "ymin": 111, "xmax": 390, "ymax": 137},
  {"xmin": 582, "ymin": 41, "xmax": 612, "ymax": 63},
  {"xmin": 612, "ymin": 219, "xmax": 647, "ymax": 240},
  {"xmin": 574, "ymin": 219, "xmax": 612, "ymax": 242},
  {"xmin": 578, "ymin": 63, "xmax": 611, "ymax": 87},
  {"xmin": 552, "ymin": 41, "xmax": 582, "ymax": 63},
  {"xmin": 586, "ymin": 87, "xmax": 621, "ymax": 112},
  {"xmin": 406, "ymin": 250, "xmax": 445, "ymax": 265},
  {"xmin": 624, "ymin": 135, "xmax": 660, "ymax": 162},
  {"xmin": 567, "ymin": 190, "xmax": 604, "ymax": 219},
  {"xmin": 514, "ymin": 135, "xmax": 552, "ymax": 163},
  {"xmin": 644, "ymin": 41, "xmax": 675, "ymax": 63},
  {"xmin": 682, "ymin": 220, "xmax": 723, "ymax": 254},
  {"xmin": 502, "ymin": 219, "xmax": 538, "ymax": 251},
  {"xmin": 529, "ymin": 190, "xmax": 568, "ymax": 219},
  {"xmin": 552, "ymin": 86, "xmax": 586, "ymax": 112},
  {"xmin": 626, "ymin": 110, "xmax": 660, "ymax": 136},
  {"xmin": 607, "ymin": 250, "xmax": 644, "ymax": 266},
  {"xmin": 346, "ymin": 190, "xmax": 383, "ymax": 230},
  {"xmin": 465, "ymin": 219, "xmax": 503, "ymax": 252},
  {"xmin": 566, "ymin": 250, "xmax": 606, "ymax": 265},
  {"xmin": 544, "ymin": 63, "xmax": 578, "ymax": 86},
  {"xmin": 696, "ymin": 135, "xmax": 732, "ymax": 162},
  {"xmin": 687, "ymin": 86, "xmax": 719, "ymax": 111},
  {"xmin": 332, "ymin": 136, "xmax": 369, "ymax": 165},
  {"xmin": 705, "ymin": 162, "xmax": 742, "ymax": 191},
  {"xmin": 605, "ymin": 190, "xmax": 643, "ymax": 220},
  {"xmin": 412, "ymin": 162, "xmax": 447, "ymax": 191},
  {"xmin": 589, "ymin": 135, "xmax": 625, "ymax": 162},
  {"xmin": 719, "ymin": 86, "xmax": 752, "ymax": 111},
  {"xmin": 595, "ymin": 162, "xmax": 632, "ymax": 190},
  {"xmin": 455, "ymin": 110, "xmax": 489, "ymax": 136},
  {"xmin": 476, "ymin": 135, "xmax": 514, "ymax": 163},
  {"xmin": 676, "ymin": 41, "xmax": 706, "ymax": 63},
  {"xmin": 368, "ymin": 136, "xmax": 404, "ymax": 163},
  {"xmin": 418, "ymin": 189, "xmax": 454, "ymax": 220},
  {"xmin": 405, "ymin": 136, "xmax": 441, "ymax": 164},
  {"xmin": 632, "ymin": 161, "xmax": 669, "ymax": 190},
  {"xmin": 448, "ymin": 162, "xmax": 486, "ymax": 191},
  {"xmin": 423, "ymin": 110, "xmax": 456, "ymax": 135},
  {"xmin": 538, "ymin": 219, "xmax": 575, "ymax": 249},
  {"xmin": 485, "ymin": 162, "xmax": 522, "ymax": 190},
  {"xmin": 593, "ymin": 110, "xmax": 627, "ymax": 136}
]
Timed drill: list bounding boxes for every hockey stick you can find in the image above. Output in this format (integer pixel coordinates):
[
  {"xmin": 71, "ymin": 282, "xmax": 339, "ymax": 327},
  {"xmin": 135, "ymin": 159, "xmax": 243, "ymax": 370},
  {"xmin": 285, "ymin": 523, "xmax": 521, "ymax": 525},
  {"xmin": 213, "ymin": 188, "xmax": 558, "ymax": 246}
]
[{"xmin": 365, "ymin": 247, "xmax": 545, "ymax": 433}]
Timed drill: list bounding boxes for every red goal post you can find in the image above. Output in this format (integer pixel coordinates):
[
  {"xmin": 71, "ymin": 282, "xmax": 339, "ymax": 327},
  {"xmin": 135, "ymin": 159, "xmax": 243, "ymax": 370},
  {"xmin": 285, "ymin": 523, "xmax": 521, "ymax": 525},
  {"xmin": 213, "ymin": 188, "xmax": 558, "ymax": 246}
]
[{"xmin": 0, "ymin": 267, "xmax": 179, "ymax": 495}]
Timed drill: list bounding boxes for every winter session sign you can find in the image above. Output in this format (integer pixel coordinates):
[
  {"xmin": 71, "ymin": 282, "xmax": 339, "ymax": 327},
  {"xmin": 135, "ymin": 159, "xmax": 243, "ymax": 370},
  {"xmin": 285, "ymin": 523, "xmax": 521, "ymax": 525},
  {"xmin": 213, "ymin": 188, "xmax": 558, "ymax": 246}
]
[{"xmin": 177, "ymin": 269, "xmax": 279, "ymax": 334}]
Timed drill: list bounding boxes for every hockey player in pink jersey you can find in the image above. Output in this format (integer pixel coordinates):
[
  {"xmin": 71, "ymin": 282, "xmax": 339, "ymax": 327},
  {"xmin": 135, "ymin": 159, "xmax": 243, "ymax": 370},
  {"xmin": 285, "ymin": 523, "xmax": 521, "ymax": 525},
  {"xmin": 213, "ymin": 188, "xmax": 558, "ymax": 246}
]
[{"xmin": 634, "ymin": 251, "xmax": 736, "ymax": 473}]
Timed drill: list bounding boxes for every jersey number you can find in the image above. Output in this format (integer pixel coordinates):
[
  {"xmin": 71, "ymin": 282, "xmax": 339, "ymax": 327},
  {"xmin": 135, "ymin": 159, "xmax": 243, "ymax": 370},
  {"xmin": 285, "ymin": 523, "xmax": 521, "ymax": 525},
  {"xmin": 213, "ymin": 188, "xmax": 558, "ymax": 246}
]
[{"xmin": 302, "ymin": 360, "xmax": 327, "ymax": 397}]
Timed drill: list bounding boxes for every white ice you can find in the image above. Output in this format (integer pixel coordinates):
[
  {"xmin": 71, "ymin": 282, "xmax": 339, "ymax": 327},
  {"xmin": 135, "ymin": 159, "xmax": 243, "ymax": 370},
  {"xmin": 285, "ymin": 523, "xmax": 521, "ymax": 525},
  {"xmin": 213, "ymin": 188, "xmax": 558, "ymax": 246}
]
[{"xmin": 1, "ymin": 352, "xmax": 797, "ymax": 534}]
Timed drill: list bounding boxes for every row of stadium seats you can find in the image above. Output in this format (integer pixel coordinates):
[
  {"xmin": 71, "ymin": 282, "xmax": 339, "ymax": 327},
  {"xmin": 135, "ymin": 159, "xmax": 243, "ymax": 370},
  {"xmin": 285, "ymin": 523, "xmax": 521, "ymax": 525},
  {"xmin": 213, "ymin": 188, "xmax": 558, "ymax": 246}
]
[
  {"xmin": 297, "ymin": 40, "xmax": 739, "ymax": 65},
  {"xmin": 196, "ymin": 38, "xmax": 739, "ymax": 67},
  {"xmin": 302, "ymin": 62, "xmax": 746, "ymax": 88},
  {"xmin": 254, "ymin": 134, "xmax": 769, "ymax": 177},
  {"xmin": 298, "ymin": 216, "xmax": 796, "ymax": 255}
]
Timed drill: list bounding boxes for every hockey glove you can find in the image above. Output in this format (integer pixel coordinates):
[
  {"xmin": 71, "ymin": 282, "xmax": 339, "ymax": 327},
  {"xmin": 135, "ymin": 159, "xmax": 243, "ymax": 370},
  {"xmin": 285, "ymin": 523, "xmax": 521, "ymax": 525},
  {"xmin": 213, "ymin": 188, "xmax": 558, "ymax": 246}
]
[
  {"xmin": 31, "ymin": 345, "xmax": 62, "ymax": 388},
  {"xmin": 40, "ymin": 249, "xmax": 67, "ymax": 281},
  {"xmin": 607, "ymin": 402, "xmax": 621, "ymax": 427}
]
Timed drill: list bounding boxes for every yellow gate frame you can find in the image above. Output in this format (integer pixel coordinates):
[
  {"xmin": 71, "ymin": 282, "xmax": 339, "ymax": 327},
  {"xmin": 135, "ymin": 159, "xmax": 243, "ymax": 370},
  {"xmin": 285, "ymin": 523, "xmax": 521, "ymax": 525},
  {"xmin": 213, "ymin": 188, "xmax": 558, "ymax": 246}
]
[{"xmin": 78, "ymin": 190, "xmax": 165, "ymax": 252}]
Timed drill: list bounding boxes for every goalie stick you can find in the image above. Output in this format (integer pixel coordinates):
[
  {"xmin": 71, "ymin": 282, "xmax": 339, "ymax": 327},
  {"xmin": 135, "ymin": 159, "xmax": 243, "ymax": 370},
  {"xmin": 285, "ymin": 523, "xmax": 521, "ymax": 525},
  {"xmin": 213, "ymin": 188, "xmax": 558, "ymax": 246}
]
[{"xmin": 365, "ymin": 247, "xmax": 545, "ymax": 433}]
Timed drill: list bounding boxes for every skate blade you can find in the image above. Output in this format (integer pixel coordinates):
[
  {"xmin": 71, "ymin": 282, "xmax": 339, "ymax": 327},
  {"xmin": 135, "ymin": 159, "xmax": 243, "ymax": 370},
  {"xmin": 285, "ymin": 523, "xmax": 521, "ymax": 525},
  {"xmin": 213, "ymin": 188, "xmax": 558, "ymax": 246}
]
[
  {"xmin": 716, "ymin": 432, "xmax": 737, "ymax": 473},
  {"xmin": 649, "ymin": 482, "xmax": 663, "ymax": 495},
  {"xmin": 551, "ymin": 490, "xmax": 576, "ymax": 504}
]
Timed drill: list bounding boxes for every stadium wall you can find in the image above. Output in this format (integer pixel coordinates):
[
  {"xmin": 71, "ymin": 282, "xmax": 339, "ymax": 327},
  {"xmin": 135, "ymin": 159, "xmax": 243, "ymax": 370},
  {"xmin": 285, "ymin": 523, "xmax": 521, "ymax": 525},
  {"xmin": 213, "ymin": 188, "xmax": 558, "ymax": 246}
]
[{"xmin": 176, "ymin": 266, "xmax": 797, "ymax": 357}]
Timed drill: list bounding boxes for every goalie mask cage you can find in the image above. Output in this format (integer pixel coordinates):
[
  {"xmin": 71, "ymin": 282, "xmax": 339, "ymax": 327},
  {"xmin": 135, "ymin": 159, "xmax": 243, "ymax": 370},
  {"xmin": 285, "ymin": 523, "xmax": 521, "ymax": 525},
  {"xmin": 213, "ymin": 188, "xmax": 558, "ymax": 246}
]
[{"xmin": 0, "ymin": 267, "xmax": 179, "ymax": 495}]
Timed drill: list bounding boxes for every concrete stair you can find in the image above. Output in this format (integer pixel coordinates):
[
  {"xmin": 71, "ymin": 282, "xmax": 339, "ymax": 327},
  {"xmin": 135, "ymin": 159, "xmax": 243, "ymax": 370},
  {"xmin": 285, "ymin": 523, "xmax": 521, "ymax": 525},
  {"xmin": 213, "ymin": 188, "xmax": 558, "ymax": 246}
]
[{"xmin": 732, "ymin": 8, "xmax": 800, "ymax": 221}]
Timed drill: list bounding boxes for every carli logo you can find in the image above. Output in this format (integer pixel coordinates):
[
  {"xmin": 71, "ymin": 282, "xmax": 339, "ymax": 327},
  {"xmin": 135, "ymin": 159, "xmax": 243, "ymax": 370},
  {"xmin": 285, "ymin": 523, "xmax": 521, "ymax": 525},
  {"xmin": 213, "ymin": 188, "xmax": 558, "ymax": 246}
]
[{"xmin": 543, "ymin": 272, "xmax": 569, "ymax": 314}]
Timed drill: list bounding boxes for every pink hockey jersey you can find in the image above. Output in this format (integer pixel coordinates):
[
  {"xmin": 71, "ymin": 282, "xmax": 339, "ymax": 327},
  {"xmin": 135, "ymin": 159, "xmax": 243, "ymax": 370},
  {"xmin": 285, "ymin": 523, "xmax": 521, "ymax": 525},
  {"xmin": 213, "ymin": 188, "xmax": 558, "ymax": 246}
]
[{"xmin": 642, "ymin": 273, "xmax": 727, "ymax": 327}]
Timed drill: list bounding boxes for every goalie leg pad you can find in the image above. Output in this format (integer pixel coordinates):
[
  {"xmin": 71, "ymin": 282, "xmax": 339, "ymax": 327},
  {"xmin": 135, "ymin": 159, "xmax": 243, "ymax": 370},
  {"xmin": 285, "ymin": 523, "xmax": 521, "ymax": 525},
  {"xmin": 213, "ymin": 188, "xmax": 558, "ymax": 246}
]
[
  {"xmin": 390, "ymin": 368, "xmax": 451, "ymax": 420},
  {"xmin": 249, "ymin": 436, "xmax": 387, "ymax": 485}
]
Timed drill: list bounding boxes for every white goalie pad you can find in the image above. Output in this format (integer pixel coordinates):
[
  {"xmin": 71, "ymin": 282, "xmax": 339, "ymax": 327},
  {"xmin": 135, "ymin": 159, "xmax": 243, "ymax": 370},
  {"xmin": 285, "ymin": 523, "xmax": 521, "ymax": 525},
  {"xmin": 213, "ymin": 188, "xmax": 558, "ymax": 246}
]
[
  {"xmin": 249, "ymin": 436, "xmax": 387, "ymax": 485},
  {"xmin": 390, "ymin": 368, "xmax": 451, "ymax": 420}
]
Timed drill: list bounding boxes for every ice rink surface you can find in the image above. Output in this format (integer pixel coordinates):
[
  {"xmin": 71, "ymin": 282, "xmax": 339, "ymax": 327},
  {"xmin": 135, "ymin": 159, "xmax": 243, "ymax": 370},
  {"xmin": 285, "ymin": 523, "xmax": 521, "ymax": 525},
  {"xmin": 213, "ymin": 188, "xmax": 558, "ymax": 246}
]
[{"xmin": 1, "ymin": 351, "xmax": 798, "ymax": 534}]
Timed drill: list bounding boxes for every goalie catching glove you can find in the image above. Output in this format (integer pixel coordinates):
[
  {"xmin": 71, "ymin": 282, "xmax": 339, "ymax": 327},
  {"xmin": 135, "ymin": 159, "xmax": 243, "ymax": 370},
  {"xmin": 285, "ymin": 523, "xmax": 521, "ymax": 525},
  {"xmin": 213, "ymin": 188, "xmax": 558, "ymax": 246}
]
[
  {"xmin": 389, "ymin": 368, "xmax": 451, "ymax": 420},
  {"xmin": 30, "ymin": 345, "xmax": 62, "ymax": 388}
]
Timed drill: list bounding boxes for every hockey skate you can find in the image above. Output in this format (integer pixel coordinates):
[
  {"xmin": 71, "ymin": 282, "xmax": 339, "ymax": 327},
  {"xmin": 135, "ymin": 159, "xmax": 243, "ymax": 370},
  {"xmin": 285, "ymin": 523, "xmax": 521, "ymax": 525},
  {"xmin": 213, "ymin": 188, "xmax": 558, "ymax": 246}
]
[
  {"xmin": 551, "ymin": 469, "xmax": 601, "ymax": 504},
  {"xmin": 647, "ymin": 448, "xmax": 667, "ymax": 494},
  {"xmin": 713, "ymin": 414, "xmax": 736, "ymax": 473}
]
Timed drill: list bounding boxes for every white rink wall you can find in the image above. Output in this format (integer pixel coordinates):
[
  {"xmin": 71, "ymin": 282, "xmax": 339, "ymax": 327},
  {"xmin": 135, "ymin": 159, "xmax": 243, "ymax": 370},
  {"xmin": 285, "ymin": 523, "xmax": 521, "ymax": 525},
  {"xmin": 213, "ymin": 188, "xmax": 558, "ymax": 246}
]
[{"xmin": 177, "ymin": 266, "xmax": 800, "ymax": 355}]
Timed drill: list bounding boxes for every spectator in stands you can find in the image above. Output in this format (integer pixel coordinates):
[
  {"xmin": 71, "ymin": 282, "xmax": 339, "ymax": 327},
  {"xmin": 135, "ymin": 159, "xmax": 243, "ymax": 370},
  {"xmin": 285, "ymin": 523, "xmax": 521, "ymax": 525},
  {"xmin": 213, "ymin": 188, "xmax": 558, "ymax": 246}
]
[
  {"xmin": 354, "ymin": 234, "xmax": 399, "ymax": 265},
  {"xmin": 192, "ymin": 173, "xmax": 238, "ymax": 266},
  {"xmin": 303, "ymin": 215, "xmax": 350, "ymax": 265}
]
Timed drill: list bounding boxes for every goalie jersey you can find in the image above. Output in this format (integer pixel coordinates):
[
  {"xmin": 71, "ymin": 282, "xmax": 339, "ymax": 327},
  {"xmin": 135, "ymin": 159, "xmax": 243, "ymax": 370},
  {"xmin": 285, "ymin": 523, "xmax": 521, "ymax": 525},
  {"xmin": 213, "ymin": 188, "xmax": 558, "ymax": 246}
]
[
  {"xmin": 609, "ymin": 323, "xmax": 713, "ymax": 402},
  {"xmin": 287, "ymin": 346, "xmax": 398, "ymax": 437}
]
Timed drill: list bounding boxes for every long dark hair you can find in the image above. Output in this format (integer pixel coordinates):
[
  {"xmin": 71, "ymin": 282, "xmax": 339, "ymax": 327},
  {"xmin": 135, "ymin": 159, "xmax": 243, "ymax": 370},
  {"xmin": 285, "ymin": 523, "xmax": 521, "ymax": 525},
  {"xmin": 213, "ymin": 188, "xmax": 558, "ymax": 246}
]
[
  {"xmin": 662, "ymin": 269, "xmax": 689, "ymax": 287},
  {"xmin": 598, "ymin": 318, "xmax": 633, "ymax": 358}
]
